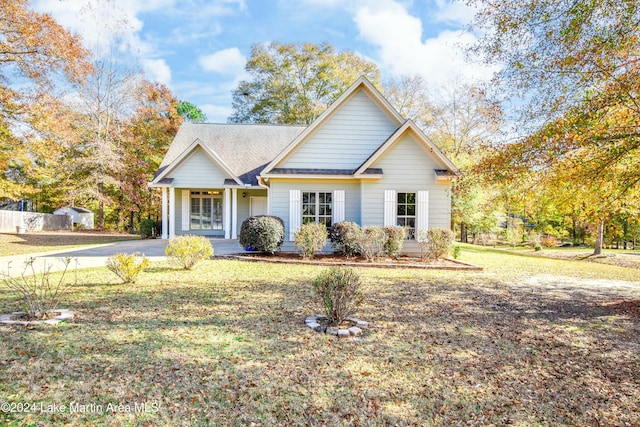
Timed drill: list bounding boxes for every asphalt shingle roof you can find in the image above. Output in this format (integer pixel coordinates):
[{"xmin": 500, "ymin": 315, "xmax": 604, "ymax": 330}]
[{"xmin": 156, "ymin": 123, "xmax": 306, "ymax": 186}]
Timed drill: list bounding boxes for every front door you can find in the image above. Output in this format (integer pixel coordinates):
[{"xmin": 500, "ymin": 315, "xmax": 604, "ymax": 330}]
[{"xmin": 250, "ymin": 197, "xmax": 268, "ymax": 216}]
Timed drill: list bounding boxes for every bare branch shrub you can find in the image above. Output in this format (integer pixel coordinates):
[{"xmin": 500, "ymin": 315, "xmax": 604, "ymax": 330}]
[{"xmin": 1, "ymin": 257, "xmax": 77, "ymax": 320}]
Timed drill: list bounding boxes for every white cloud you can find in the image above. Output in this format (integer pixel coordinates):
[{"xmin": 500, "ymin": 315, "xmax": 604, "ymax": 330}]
[
  {"xmin": 433, "ymin": 0, "xmax": 476, "ymax": 26},
  {"xmin": 353, "ymin": 1, "xmax": 496, "ymax": 86},
  {"xmin": 199, "ymin": 48, "xmax": 247, "ymax": 75},
  {"xmin": 142, "ymin": 58, "xmax": 172, "ymax": 85},
  {"xmin": 200, "ymin": 104, "xmax": 234, "ymax": 122}
]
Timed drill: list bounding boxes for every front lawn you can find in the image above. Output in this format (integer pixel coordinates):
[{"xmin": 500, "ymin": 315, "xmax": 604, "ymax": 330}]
[{"xmin": 1, "ymin": 246, "xmax": 639, "ymax": 426}]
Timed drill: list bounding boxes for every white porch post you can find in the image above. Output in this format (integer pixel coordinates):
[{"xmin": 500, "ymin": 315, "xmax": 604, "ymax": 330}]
[
  {"xmin": 224, "ymin": 188, "xmax": 231, "ymax": 239},
  {"xmin": 161, "ymin": 187, "xmax": 168, "ymax": 239},
  {"xmin": 168, "ymin": 187, "xmax": 175, "ymax": 239},
  {"xmin": 231, "ymin": 188, "xmax": 238, "ymax": 239}
]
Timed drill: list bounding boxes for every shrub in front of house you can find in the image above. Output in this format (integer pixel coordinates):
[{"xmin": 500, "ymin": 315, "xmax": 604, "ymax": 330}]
[
  {"xmin": 139, "ymin": 218, "xmax": 158, "ymax": 238},
  {"xmin": 312, "ymin": 267, "xmax": 362, "ymax": 326},
  {"xmin": 358, "ymin": 226, "xmax": 386, "ymax": 262},
  {"xmin": 165, "ymin": 235, "xmax": 214, "ymax": 270},
  {"xmin": 328, "ymin": 221, "xmax": 362, "ymax": 257},
  {"xmin": 239, "ymin": 215, "xmax": 285, "ymax": 254},
  {"xmin": 106, "ymin": 252, "xmax": 149, "ymax": 284},
  {"xmin": 383, "ymin": 225, "xmax": 406, "ymax": 258},
  {"xmin": 294, "ymin": 222, "xmax": 328, "ymax": 259},
  {"xmin": 418, "ymin": 228, "xmax": 454, "ymax": 261}
]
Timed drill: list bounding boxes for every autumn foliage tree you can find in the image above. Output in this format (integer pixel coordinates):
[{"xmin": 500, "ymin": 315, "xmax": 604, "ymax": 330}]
[
  {"xmin": 0, "ymin": 0, "xmax": 91, "ymax": 201},
  {"xmin": 469, "ymin": 0, "xmax": 640, "ymax": 253}
]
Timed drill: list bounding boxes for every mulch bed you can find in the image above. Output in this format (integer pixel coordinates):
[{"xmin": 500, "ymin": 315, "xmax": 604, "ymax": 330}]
[{"xmin": 228, "ymin": 252, "xmax": 482, "ymax": 270}]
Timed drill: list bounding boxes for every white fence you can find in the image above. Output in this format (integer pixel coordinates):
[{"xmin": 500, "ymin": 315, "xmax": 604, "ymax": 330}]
[{"xmin": 0, "ymin": 210, "xmax": 73, "ymax": 233}]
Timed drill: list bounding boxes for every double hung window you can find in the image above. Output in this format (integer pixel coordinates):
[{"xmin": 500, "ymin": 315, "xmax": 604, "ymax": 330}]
[
  {"xmin": 397, "ymin": 192, "xmax": 416, "ymax": 239},
  {"xmin": 302, "ymin": 191, "xmax": 332, "ymax": 227}
]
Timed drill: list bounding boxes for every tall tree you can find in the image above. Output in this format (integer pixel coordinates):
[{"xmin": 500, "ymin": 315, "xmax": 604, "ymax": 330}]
[
  {"xmin": 177, "ymin": 100, "xmax": 206, "ymax": 123},
  {"xmin": 119, "ymin": 81, "xmax": 182, "ymax": 230},
  {"xmin": 0, "ymin": 0, "xmax": 90, "ymax": 200},
  {"xmin": 229, "ymin": 42, "xmax": 380, "ymax": 124},
  {"xmin": 429, "ymin": 83, "xmax": 503, "ymax": 242},
  {"xmin": 382, "ymin": 75, "xmax": 434, "ymax": 128},
  {"xmin": 72, "ymin": 52, "xmax": 138, "ymax": 228},
  {"xmin": 468, "ymin": 0, "xmax": 640, "ymax": 253}
]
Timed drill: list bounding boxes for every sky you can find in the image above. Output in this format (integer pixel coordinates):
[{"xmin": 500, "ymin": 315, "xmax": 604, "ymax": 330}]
[{"xmin": 31, "ymin": 0, "xmax": 496, "ymax": 123}]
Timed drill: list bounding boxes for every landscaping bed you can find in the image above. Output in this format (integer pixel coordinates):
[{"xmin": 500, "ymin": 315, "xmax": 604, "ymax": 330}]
[{"xmin": 229, "ymin": 252, "xmax": 482, "ymax": 270}]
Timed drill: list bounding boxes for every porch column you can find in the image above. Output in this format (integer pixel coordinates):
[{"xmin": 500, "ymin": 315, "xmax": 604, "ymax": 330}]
[
  {"xmin": 161, "ymin": 187, "xmax": 168, "ymax": 239},
  {"xmin": 224, "ymin": 188, "xmax": 231, "ymax": 239},
  {"xmin": 231, "ymin": 188, "xmax": 238, "ymax": 239},
  {"xmin": 168, "ymin": 187, "xmax": 175, "ymax": 239}
]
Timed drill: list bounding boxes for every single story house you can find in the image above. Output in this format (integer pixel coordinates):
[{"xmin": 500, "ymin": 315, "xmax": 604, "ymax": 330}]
[{"xmin": 150, "ymin": 77, "xmax": 459, "ymax": 248}]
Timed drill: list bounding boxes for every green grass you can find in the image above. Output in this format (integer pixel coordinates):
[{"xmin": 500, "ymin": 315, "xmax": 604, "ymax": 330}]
[
  {"xmin": 0, "ymin": 246, "xmax": 639, "ymax": 426},
  {"xmin": 0, "ymin": 232, "xmax": 140, "ymax": 257}
]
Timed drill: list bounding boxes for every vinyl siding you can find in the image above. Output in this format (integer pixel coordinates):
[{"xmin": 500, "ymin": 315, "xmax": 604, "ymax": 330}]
[
  {"xmin": 169, "ymin": 147, "xmax": 231, "ymax": 188},
  {"xmin": 361, "ymin": 133, "xmax": 452, "ymax": 229},
  {"xmin": 278, "ymin": 91, "xmax": 398, "ymax": 170},
  {"xmin": 237, "ymin": 189, "xmax": 268, "ymax": 227},
  {"xmin": 269, "ymin": 180, "xmax": 361, "ymax": 240}
]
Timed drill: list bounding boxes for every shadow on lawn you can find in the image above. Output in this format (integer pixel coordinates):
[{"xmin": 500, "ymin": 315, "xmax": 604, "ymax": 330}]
[{"xmin": 2, "ymin": 271, "xmax": 640, "ymax": 426}]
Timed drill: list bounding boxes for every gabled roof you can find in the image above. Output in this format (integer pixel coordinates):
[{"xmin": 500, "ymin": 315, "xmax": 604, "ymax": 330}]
[
  {"xmin": 151, "ymin": 123, "xmax": 305, "ymax": 186},
  {"xmin": 261, "ymin": 76, "xmax": 405, "ymax": 176},
  {"xmin": 354, "ymin": 120, "xmax": 460, "ymax": 177}
]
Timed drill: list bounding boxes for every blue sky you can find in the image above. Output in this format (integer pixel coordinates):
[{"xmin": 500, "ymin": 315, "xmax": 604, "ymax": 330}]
[{"xmin": 32, "ymin": 0, "xmax": 495, "ymax": 122}]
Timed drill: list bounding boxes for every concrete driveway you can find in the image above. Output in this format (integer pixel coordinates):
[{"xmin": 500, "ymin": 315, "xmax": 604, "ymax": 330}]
[{"xmin": 0, "ymin": 238, "xmax": 245, "ymax": 277}]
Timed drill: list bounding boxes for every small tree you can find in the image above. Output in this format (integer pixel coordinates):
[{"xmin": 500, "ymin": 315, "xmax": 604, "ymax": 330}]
[
  {"xmin": 417, "ymin": 228, "xmax": 454, "ymax": 261},
  {"xmin": 312, "ymin": 267, "xmax": 362, "ymax": 325},
  {"xmin": 165, "ymin": 235, "xmax": 214, "ymax": 270},
  {"xmin": 294, "ymin": 222, "xmax": 328, "ymax": 259}
]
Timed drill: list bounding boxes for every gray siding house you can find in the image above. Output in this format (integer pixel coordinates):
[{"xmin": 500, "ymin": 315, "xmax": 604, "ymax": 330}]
[{"xmin": 150, "ymin": 77, "xmax": 459, "ymax": 246}]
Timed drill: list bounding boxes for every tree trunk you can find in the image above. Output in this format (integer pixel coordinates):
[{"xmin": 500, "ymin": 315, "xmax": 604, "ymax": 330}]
[
  {"xmin": 593, "ymin": 220, "xmax": 604, "ymax": 255},
  {"xmin": 460, "ymin": 222, "xmax": 468, "ymax": 243}
]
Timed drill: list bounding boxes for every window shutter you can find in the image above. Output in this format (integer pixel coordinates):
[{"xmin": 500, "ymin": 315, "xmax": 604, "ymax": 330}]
[
  {"xmin": 383, "ymin": 190, "xmax": 396, "ymax": 227},
  {"xmin": 416, "ymin": 190, "xmax": 429, "ymax": 236},
  {"xmin": 332, "ymin": 190, "xmax": 345, "ymax": 224},
  {"xmin": 181, "ymin": 190, "xmax": 190, "ymax": 231},
  {"xmin": 289, "ymin": 190, "xmax": 301, "ymax": 241}
]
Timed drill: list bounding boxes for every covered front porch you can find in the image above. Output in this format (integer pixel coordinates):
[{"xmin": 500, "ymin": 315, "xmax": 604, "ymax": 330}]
[{"xmin": 157, "ymin": 185, "xmax": 268, "ymax": 240}]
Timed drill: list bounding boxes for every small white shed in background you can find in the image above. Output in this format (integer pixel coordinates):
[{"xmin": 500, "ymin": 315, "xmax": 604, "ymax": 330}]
[{"xmin": 53, "ymin": 206, "xmax": 94, "ymax": 229}]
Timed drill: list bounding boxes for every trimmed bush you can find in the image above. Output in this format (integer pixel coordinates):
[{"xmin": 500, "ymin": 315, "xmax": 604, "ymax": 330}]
[
  {"xmin": 165, "ymin": 235, "xmax": 214, "ymax": 270},
  {"xmin": 358, "ymin": 226, "xmax": 386, "ymax": 262},
  {"xmin": 329, "ymin": 221, "xmax": 362, "ymax": 257},
  {"xmin": 312, "ymin": 267, "xmax": 362, "ymax": 325},
  {"xmin": 294, "ymin": 222, "xmax": 328, "ymax": 259},
  {"xmin": 417, "ymin": 228, "xmax": 454, "ymax": 261},
  {"xmin": 106, "ymin": 252, "xmax": 149, "ymax": 284},
  {"xmin": 239, "ymin": 215, "xmax": 285, "ymax": 254},
  {"xmin": 383, "ymin": 225, "xmax": 406, "ymax": 258}
]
